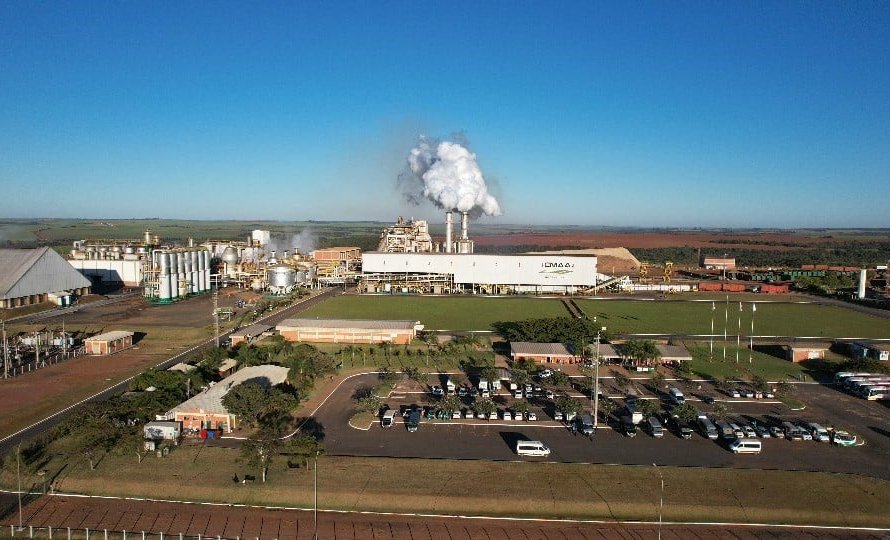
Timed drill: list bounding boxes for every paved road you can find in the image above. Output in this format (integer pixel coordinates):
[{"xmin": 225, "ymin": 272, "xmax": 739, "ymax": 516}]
[
  {"xmin": 312, "ymin": 373, "xmax": 890, "ymax": 480},
  {"xmin": 2, "ymin": 493, "xmax": 886, "ymax": 540},
  {"xmin": 0, "ymin": 288, "xmax": 341, "ymax": 458}
]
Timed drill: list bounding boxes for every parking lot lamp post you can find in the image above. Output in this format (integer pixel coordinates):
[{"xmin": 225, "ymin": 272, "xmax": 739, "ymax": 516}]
[
  {"xmin": 313, "ymin": 450, "xmax": 319, "ymax": 540},
  {"xmin": 653, "ymin": 463, "xmax": 664, "ymax": 540},
  {"xmin": 593, "ymin": 322, "xmax": 606, "ymax": 429},
  {"xmin": 709, "ymin": 302, "xmax": 715, "ymax": 361}
]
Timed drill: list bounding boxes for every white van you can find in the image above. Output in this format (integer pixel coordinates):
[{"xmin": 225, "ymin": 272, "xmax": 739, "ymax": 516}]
[
  {"xmin": 381, "ymin": 410, "xmax": 396, "ymax": 428},
  {"xmin": 807, "ymin": 423, "xmax": 830, "ymax": 442},
  {"xmin": 516, "ymin": 440, "xmax": 551, "ymax": 457},
  {"xmin": 669, "ymin": 387, "xmax": 685, "ymax": 405},
  {"xmin": 729, "ymin": 439, "xmax": 762, "ymax": 454}
]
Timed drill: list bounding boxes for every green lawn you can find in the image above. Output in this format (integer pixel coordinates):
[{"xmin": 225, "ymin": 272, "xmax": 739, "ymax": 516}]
[
  {"xmin": 680, "ymin": 342, "xmax": 810, "ymax": 382},
  {"xmin": 577, "ymin": 298, "xmax": 890, "ymax": 339},
  {"xmin": 7, "ymin": 447, "xmax": 890, "ymax": 528},
  {"xmin": 300, "ymin": 295, "xmax": 568, "ymax": 330}
]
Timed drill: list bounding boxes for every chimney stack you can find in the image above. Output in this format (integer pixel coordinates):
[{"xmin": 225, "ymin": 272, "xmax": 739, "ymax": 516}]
[
  {"xmin": 445, "ymin": 211, "xmax": 454, "ymax": 253},
  {"xmin": 460, "ymin": 212, "xmax": 469, "ymax": 240}
]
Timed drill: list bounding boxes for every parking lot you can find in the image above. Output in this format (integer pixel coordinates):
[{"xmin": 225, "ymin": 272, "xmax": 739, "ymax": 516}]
[{"xmin": 314, "ymin": 371, "xmax": 890, "ymax": 480}]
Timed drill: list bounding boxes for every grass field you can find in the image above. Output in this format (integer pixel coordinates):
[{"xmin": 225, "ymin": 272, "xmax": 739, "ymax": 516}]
[
  {"xmin": 680, "ymin": 343, "xmax": 810, "ymax": 381},
  {"xmin": 577, "ymin": 298, "xmax": 890, "ymax": 338},
  {"xmin": 300, "ymin": 295, "xmax": 568, "ymax": 330},
  {"xmin": 298, "ymin": 295, "xmax": 890, "ymax": 338},
  {"xmin": 7, "ymin": 446, "xmax": 889, "ymax": 527}
]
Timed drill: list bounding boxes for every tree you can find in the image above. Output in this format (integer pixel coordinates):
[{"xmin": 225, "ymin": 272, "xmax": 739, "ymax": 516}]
[
  {"xmin": 713, "ymin": 403, "xmax": 730, "ymax": 421},
  {"xmin": 479, "ymin": 366, "xmax": 499, "ymax": 387},
  {"xmin": 222, "ymin": 383, "xmax": 297, "ymax": 428},
  {"xmin": 549, "ymin": 370, "xmax": 571, "ymax": 389},
  {"xmin": 554, "ymin": 395, "xmax": 582, "ymax": 416},
  {"xmin": 751, "ymin": 375, "xmax": 769, "ymax": 393},
  {"xmin": 635, "ymin": 398, "xmax": 659, "ymax": 418},
  {"xmin": 597, "ymin": 398, "xmax": 617, "ymax": 421},
  {"xmin": 286, "ymin": 435, "xmax": 324, "ymax": 470},
  {"xmin": 440, "ymin": 395, "xmax": 461, "ymax": 415},
  {"xmin": 474, "ymin": 399, "xmax": 496, "ymax": 418},
  {"xmin": 403, "ymin": 366, "xmax": 429, "ymax": 385},
  {"xmin": 613, "ymin": 371, "xmax": 631, "ymax": 392},
  {"xmin": 672, "ymin": 403, "xmax": 698, "ymax": 424},
  {"xmin": 240, "ymin": 430, "xmax": 281, "ymax": 483},
  {"xmin": 378, "ymin": 366, "xmax": 399, "ymax": 387},
  {"xmin": 76, "ymin": 416, "xmax": 120, "ymax": 471},
  {"xmin": 650, "ymin": 370, "xmax": 666, "ymax": 390},
  {"xmin": 510, "ymin": 367, "xmax": 530, "ymax": 388},
  {"xmin": 622, "ymin": 340, "xmax": 661, "ymax": 368},
  {"xmin": 355, "ymin": 393, "xmax": 381, "ymax": 415},
  {"xmin": 511, "ymin": 400, "xmax": 530, "ymax": 415}
]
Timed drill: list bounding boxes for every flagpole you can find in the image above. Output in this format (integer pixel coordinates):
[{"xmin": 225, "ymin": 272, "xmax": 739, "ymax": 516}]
[
  {"xmin": 749, "ymin": 303, "xmax": 756, "ymax": 363},
  {"xmin": 723, "ymin": 295, "xmax": 728, "ymax": 362},
  {"xmin": 736, "ymin": 302, "xmax": 742, "ymax": 364},
  {"xmin": 709, "ymin": 302, "xmax": 715, "ymax": 362}
]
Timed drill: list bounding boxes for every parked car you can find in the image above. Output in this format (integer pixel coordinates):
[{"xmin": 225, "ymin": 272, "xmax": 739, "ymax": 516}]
[
  {"xmin": 623, "ymin": 420, "xmax": 637, "ymax": 437},
  {"xmin": 545, "ymin": 390, "xmax": 555, "ymax": 400},
  {"xmin": 729, "ymin": 388, "xmax": 741, "ymax": 398},
  {"xmin": 458, "ymin": 387, "xmax": 468, "ymax": 397},
  {"xmin": 831, "ymin": 430, "xmax": 857, "ymax": 447},
  {"xmin": 488, "ymin": 411, "xmax": 498, "ymax": 420},
  {"xmin": 742, "ymin": 388, "xmax": 755, "ymax": 399},
  {"xmin": 464, "ymin": 409, "xmax": 474, "ymax": 419},
  {"xmin": 431, "ymin": 386, "xmax": 444, "ymax": 397},
  {"xmin": 764, "ymin": 390, "xmax": 775, "ymax": 399},
  {"xmin": 769, "ymin": 426, "xmax": 784, "ymax": 438},
  {"xmin": 539, "ymin": 369, "xmax": 553, "ymax": 378},
  {"xmin": 527, "ymin": 412, "xmax": 537, "ymax": 421},
  {"xmin": 741, "ymin": 424, "xmax": 757, "ymax": 439},
  {"xmin": 502, "ymin": 410, "xmax": 513, "ymax": 421},
  {"xmin": 451, "ymin": 410, "xmax": 462, "ymax": 419},
  {"xmin": 797, "ymin": 424, "xmax": 813, "ymax": 440},
  {"xmin": 754, "ymin": 425, "xmax": 771, "ymax": 438},
  {"xmin": 565, "ymin": 411, "xmax": 577, "ymax": 422},
  {"xmin": 729, "ymin": 423, "xmax": 745, "ymax": 439},
  {"xmin": 513, "ymin": 390, "xmax": 523, "ymax": 399},
  {"xmin": 702, "ymin": 395, "xmax": 715, "ymax": 405},
  {"xmin": 553, "ymin": 410, "xmax": 564, "ymax": 422}
]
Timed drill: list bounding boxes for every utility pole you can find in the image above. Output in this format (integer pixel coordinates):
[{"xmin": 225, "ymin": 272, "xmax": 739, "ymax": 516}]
[
  {"xmin": 212, "ymin": 288, "xmax": 220, "ymax": 348},
  {"xmin": 653, "ymin": 463, "xmax": 664, "ymax": 540},
  {"xmin": 2, "ymin": 319, "xmax": 8, "ymax": 379},
  {"xmin": 722, "ymin": 295, "xmax": 728, "ymax": 362},
  {"xmin": 313, "ymin": 450, "xmax": 319, "ymax": 540},
  {"xmin": 593, "ymin": 319, "xmax": 606, "ymax": 430},
  {"xmin": 17, "ymin": 443, "xmax": 23, "ymax": 530}
]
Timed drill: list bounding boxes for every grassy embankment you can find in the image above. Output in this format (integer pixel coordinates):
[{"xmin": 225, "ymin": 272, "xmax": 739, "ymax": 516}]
[{"xmin": 3, "ymin": 446, "xmax": 889, "ymax": 528}]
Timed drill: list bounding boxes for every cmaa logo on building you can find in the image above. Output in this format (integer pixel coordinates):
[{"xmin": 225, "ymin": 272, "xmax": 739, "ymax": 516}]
[{"xmin": 540, "ymin": 261, "xmax": 575, "ymax": 276}]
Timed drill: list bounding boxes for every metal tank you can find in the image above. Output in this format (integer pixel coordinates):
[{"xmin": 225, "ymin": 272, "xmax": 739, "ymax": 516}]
[
  {"xmin": 203, "ymin": 250, "xmax": 211, "ymax": 291},
  {"xmin": 269, "ymin": 266, "xmax": 297, "ymax": 289}
]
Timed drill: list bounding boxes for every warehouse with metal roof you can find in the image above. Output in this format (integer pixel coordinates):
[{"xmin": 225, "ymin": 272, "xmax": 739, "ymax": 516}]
[{"xmin": 0, "ymin": 248, "xmax": 91, "ymax": 309}]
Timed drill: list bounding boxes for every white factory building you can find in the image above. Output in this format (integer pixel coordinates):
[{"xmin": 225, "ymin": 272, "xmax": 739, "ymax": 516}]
[{"xmin": 361, "ymin": 252, "xmax": 598, "ymax": 294}]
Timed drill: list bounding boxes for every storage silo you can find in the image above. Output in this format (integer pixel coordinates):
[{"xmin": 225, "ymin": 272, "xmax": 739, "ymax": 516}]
[
  {"xmin": 203, "ymin": 250, "xmax": 212, "ymax": 291},
  {"xmin": 190, "ymin": 251, "xmax": 199, "ymax": 294},
  {"xmin": 196, "ymin": 250, "xmax": 205, "ymax": 291}
]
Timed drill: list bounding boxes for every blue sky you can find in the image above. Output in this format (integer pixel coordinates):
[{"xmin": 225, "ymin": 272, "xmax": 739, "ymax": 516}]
[{"xmin": 1, "ymin": 2, "xmax": 888, "ymax": 227}]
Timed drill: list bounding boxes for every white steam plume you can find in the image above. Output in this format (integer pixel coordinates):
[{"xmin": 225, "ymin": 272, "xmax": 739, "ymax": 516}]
[
  {"xmin": 400, "ymin": 136, "xmax": 502, "ymax": 217},
  {"xmin": 265, "ymin": 230, "xmax": 317, "ymax": 258}
]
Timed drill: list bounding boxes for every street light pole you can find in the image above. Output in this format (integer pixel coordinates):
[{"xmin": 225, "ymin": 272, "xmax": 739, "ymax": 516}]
[
  {"xmin": 722, "ymin": 295, "xmax": 728, "ymax": 361},
  {"xmin": 709, "ymin": 302, "xmax": 715, "ymax": 362},
  {"xmin": 17, "ymin": 444, "xmax": 23, "ymax": 530},
  {"xmin": 313, "ymin": 450, "xmax": 319, "ymax": 540},
  {"xmin": 749, "ymin": 303, "xmax": 756, "ymax": 363},
  {"xmin": 593, "ymin": 322, "xmax": 605, "ymax": 429},
  {"xmin": 653, "ymin": 463, "xmax": 664, "ymax": 540}
]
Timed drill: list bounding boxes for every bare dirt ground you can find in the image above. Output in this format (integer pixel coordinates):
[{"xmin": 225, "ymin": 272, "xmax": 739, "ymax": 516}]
[
  {"xmin": 526, "ymin": 247, "xmax": 640, "ymax": 274},
  {"xmin": 0, "ymin": 290, "xmax": 258, "ymax": 438},
  {"xmin": 2, "ymin": 494, "xmax": 883, "ymax": 540}
]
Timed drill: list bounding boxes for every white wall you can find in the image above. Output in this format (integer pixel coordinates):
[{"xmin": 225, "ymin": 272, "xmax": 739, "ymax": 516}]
[
  {"xmin": 362, "ymin": 253, "xmax": 597, "ymax": 287},
  {"xmin": 69, "ymin": 259, "xmax": 143, "ymax": 286}
]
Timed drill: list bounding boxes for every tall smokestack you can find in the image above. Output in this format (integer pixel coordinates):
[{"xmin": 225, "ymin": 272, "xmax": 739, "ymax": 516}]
[
  {"xmin": 445, "ymin": 211, "xmax": 454, "ymax": 253},
  {"xmin": 461, "ymin": 212, "xmax": 469, "ymax": 240}
]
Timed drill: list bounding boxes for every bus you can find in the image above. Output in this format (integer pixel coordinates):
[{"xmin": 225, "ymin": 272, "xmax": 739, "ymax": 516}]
[{"xmin": 834, "ymin": 372, "xmax": 880, "ymax": 385}]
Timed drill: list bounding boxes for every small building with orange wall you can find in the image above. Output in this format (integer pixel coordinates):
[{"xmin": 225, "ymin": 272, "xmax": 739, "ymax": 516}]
[
  {"xmin": 276, "ymin": 318, "xmax": 422, "ymax": 345},
  {"xmin": 84, "ymin": 331, "xmax": 134, "ymax": 355}
]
